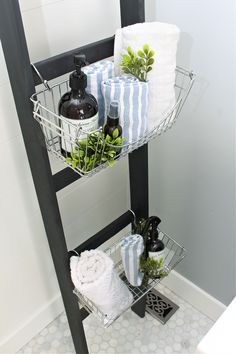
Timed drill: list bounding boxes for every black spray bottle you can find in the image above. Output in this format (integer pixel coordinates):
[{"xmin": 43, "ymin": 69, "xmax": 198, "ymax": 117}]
[
  {"xmin": 58, "ymin": 54, "xmax": 98, "ymax": 155},
  {"xmin": 104, "ymin": 101, "xmax": 122, "ymax": 139},
  {"xmin": 146, "ymin": 217, "xmax": 165, "ymax": 261}
]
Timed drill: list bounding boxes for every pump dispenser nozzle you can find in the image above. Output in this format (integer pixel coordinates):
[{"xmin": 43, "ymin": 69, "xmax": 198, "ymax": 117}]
[
  {"xmin": 74, "ymin": 54, "xmax": 86, "ymax": 75},
  {"xmin": 69, "ymin": 54, "xmax": 87, "ymax": 91}
]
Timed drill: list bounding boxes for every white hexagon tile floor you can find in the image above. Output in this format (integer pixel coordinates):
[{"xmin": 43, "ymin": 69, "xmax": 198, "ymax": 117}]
[{"xmin": 17, "ymin": 284, "xmax": 214, "ymax": 354}]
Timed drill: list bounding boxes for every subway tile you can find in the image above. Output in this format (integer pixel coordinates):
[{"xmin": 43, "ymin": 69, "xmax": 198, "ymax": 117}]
[
  {"xmin": 19, "ymin": 0, "xmax": 64, "ymax": 12},
  {"xmin": 0, "ymin": 208, "xmax": 59, "ymax": 342},
  {"xmin": 40, "ymin": 0, "xmax": 120, "ymax": 55},
  {"xmin": 0, "ymin": 135, "xmax": 40, "ymax": 215},
  {"xmin": 21, "ymin": 7, "xmax": 52, "ymax": 63},
  {"xmin": 21, "ymin": 0, "xmax": 120, "ymax": 63},
  {"xmin": 0, "ymin": 82, "xmax": 22, "ymax": 145},
  {"xmin": 57, "ymin": 158, "xmax": 129, "ymax": 229},
  {"xmin": 0, "ymin": 42, "xmax": 9, "ymax": 87}
]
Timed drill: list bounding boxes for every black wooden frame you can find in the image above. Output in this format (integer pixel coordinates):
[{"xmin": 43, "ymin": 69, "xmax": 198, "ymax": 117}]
[{"xmin": 0, "ymin": 1, "xmax": 148, "ymax": 353}]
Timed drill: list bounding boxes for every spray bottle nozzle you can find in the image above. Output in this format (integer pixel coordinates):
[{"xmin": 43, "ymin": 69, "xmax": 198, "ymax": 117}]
[{"xmin": 108, "ymin": 100, "xmax": 120, "ymax": 119}]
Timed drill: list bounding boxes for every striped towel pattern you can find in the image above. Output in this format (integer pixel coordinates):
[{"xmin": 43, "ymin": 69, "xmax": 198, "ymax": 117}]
[
  {"xmin": 83, "ymin": 60, "xmax": 114, "ymax": 127},
  {"xmin": 120, "ymin": 234, "xmax": 144, "ymax": 287},
  {"xmin": 101, "ymin": 76, "xmax": 149, "ymax": 143}
]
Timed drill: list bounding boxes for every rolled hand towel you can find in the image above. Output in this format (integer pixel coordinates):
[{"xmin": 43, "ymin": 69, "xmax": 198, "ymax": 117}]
[
  {"xmin": 114, "ymin": 22, "xmax": 180, "ymax": 132},
  {"xmin": 70, "ymin": 250, "xmax": 133, "ymax": 321},
  {"xmin": 120, "ymin": 234, "xmax": 144, "ymax": 287},
  {"xmin": 101, "ymin": 75, "xmax": 149, "ymax": 143},
  {"xmin": 83, "ymin": 60, "xmax": 114, "ymax": 127}
]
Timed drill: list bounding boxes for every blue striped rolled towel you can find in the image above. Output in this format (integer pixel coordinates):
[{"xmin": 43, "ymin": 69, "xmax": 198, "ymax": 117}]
[
  {"xmin": 120, "ymin": 234, "xmax": 144, "ymax": 287},
  {"xmin": 83, "ymin": 60, "xmax": 114, "ymax": 127},
  {"xmin": 101, "ymin": 76, "xmax": 149, "ymax": 143}
]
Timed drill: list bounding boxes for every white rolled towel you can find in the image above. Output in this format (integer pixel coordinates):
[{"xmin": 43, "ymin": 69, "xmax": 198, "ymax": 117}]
[
  {"xmin": 114, "ymin": 22, "xmax": 180, "ymax": 132},
  {"xmin": 70, "ymin": 250, "xmax": 133, "ymax": 321}
]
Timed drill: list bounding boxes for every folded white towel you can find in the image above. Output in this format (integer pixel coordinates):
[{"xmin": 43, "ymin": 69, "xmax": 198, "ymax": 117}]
[
  {"xmin": 83, "ymin": 60, "xmax": 114, "ymax": 127},
  {"xmin": 101, "ymin": 75, "xmax": 149, "ymax": 143},
  {"xmin": 70, "ymin": 250, "xmax": 133, "ymax": 321},
  {"xmin": 120, "ymin": 234, "xmax": 144, "ymax": 286},
  {"xmin": 114, "ymin": 22, "xmax": 180, "ymax": 132}
]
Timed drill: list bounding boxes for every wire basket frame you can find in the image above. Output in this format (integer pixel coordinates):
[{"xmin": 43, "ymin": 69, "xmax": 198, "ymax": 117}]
[
  {"xmin": 31, "ymin": 66, "xmax": 195, "ymax": 177},
  {"xmin": 73, "ymin": 229, "xmax": 186, "ymax": 327}
]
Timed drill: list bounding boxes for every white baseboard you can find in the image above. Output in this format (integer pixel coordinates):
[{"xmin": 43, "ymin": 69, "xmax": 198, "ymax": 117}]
[
  {"xmin": 162, "ymin": 270, "xmax": 226, "ymax": 321},
  {"xmin": 0, "ymin": 294, "xmax": 63, "ymax": 354}
]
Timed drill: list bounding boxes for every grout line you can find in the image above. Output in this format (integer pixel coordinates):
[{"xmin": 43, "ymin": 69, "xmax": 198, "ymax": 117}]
[
  {"xmin": 20, "ymin": 0, "xmax": 66, "ymax": 13},
  {"xmin": 0, "ymin": 78, "xmax": 9, "ymax": 89}
]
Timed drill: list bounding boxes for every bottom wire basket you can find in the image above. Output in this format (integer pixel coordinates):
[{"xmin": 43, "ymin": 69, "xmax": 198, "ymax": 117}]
[{"xmin": 73, "ymin": 230, "xmax": 186, "ymax": 327}]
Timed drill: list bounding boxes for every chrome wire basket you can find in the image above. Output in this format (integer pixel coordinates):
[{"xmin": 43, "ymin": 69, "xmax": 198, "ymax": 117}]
[
  {"xmin": 73, "ymin": 229, "xmax": 186, "ymax": 327},
  {"xmin": 31, "ymin": 66, "xmax": 195, "ymax": 177}
]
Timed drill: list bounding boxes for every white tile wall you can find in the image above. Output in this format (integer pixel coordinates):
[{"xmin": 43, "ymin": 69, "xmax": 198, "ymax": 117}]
[
  {"xmin": 0, "ymin": 82, "xmax": 22, "ymax": 144},
  {"xmin": 21, "ymin": 0, "xmax": 120, "ymax": 62},
  {"xmin": 0, "ymin": 44, "xmax": 9, "ymax": 87},
  {"xmin": 19, "ymin": 0, "xmax": 65, "ymax": 12}
]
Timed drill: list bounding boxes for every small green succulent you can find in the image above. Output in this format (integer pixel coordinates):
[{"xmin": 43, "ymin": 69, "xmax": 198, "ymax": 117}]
[
  {"xmin": 65, "ymin": 128, "xmax": 123, "ymax": 172},
  {"xmin": 139, "ymin": 256, "xmax": 168, "ymax": 288},
  {"xmin": 120, "ymin": 44, "xmax": 155, "ymax": 82}
]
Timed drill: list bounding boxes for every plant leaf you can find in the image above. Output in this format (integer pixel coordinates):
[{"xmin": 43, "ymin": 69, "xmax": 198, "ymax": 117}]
[
  {"xmin": 137, "ymin": 50, "xmax": 145, "ymax": 58},
  {"xmin": 108, "ymin": 160, "xmax": 116, "ymax": 167},
  {"xmin": 112, "ymin": 128, "xmax": 119, "ymax": 139},
  {"xmin": 127, "ymin": 46, "xmax": 134, "ymax": 57},
  {"xmin": 147, "ymin": 58, "xmax": 154, "ymax": 66},
  {"xmin": 105, "ymin": 134, "xmax": 112, "ymax": 143},
  {"xmin": 143, "ymin": 44, "xmax": 149, "ymax": 54},
  {"xmin": 149, "ymin": 50, "xmax": 155, "ymax": 57}
]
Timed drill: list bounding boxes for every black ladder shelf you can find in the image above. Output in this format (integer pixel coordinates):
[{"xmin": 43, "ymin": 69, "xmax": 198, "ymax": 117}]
[{"xmin": 0, "ymin": 1, "xmax": 151, "ymax": 353}]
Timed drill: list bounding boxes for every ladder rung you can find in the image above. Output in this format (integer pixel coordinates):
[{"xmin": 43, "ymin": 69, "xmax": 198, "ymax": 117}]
[
  {"xmin": 80, "ymin": 307, "xmax": 90, "ymax": 321},
  {"xmin": 53, "ymin": 167, "xmax": 81, "ymax": 192},
  {"xmin": 32, "ymin": 36, "xmax": 114, "ymax": 85},
  {"xmin": 71, "ymin": 210, "xmax": 134, "ymax": 255}
]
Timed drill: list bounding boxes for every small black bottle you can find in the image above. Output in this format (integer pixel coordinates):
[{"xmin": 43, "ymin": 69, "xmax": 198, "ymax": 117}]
[
  {"xmin": 103, "ymin": 101, "xmax": 122, "ymax": 139},
  {"xmin": 58, "ymin": 54, "xmax": 98, "ymax": 156},
  {"xmin": 146, "ymin": 217, "xmax": 165, "ymax": 261}
]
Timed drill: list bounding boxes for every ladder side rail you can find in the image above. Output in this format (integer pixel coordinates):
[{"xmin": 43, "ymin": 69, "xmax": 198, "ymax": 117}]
[
  {"xmin": 0, "ymin": 1, "xmax": 88, "ymax": 353},
  {"xmin": 120, "ymin": 0, "xmax": 149, "ymax": 319},
  {"xmin": 53, "ymin": 167, "xmax": 81, "ymax": 192}
]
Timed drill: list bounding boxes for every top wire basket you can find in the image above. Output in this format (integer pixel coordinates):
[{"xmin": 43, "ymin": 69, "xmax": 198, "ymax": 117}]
[{"xmin": 30, "ymin": 66, "xmax": 195, "ymax": 177}]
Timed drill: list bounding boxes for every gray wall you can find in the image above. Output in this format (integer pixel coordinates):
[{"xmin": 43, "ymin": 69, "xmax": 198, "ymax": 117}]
[{"xmin": 146, "ymin": 0, "xmax": 236, "ymax": 305}]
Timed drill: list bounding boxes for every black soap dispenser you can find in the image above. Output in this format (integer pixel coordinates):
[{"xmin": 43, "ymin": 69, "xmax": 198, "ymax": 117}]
[{"xmin": 58, "ymin": 54, "xmax": 98, "ymax": 155}]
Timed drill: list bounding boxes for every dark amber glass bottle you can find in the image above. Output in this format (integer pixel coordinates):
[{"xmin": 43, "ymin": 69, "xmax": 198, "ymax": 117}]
[{"xmin": 58, "ymin": 54, "xmax": 98, "ymax": 156}]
